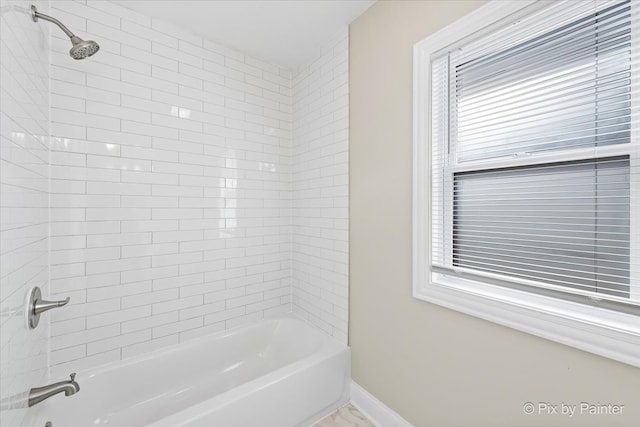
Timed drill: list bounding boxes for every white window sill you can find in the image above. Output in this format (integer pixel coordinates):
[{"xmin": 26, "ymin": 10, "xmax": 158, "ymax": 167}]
[{"xmin": 414, "ymin": 277, "xmax": 640, "ymax": 368}]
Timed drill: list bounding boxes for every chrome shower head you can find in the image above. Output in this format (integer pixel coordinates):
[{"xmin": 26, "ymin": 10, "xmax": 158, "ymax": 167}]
[
  {"xmin": 31, "ymin": 5, "xmax": 100, "ymax": 60},
  {"xmin": 69, "ymin": 36, "xmax": 100, "ymax": 60}
]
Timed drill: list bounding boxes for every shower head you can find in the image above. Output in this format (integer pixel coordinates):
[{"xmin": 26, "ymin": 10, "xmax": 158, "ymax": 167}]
[
  {"xmin": 69, "ymin": 36, "xmax": 100, "ymax": 60},
  {"xmin": 31, "ymin": 5, "xmax": 100, "ymax": 60}
]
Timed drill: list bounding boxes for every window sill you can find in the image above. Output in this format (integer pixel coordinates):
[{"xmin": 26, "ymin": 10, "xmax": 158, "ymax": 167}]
[{"xmin": 414, "ymin": 277, "xmax": 640, "ymax": 368}]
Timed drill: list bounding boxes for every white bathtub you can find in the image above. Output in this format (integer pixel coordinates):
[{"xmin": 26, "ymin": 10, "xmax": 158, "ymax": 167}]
[{"xmin": 38, "ymin": 316, "xmax": 350, "ymax": 427}]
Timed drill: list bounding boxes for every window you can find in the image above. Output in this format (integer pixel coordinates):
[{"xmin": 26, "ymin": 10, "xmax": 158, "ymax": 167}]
[{"xmin": 413, "ymin": 0, "xmax": 639, "ymax": 366}]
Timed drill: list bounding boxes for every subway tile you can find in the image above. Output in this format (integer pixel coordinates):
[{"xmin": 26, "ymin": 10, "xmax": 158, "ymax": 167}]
[
  {"xmin": 51, "ymin": 93, "xmax": 86, "ymax": 112},
  {"xmin": 226, "ymin": 292, "xmax": 263, "ymax": 309},
  {"xmin": 86, "ymin": 155, "xmax": 152, "ymax": 171},
  {"xmin": 50, "ymin": 317, "xmax": 86, "ymax": 337},
  {"xmin": 50, "ymin": 151, "xmax": 86, "ymax": 167},
  {"xmin": 86, "ymin": 101, "xmax": 151, "ymax": 124},
  {"xmin": 152, "ymin": 295, "xmax": 202, "ymax": 315},
  {"xmin": 85, "ymin": 256, "xmax": 150, "ymax": 275},
  {"xmin": 52, "ymin": 80, "xmax": 121, "ymax": 106},
  {"xmin": 93, "ymin": 50, "xmax": 151, "ymax": 75},
  {"xmin": 153, "ymin": 273, "xmax": 204, "ymax": 291},
  {"xmin": 122, "ymin": 44, "xmax": 178, "ymax": 72},
  {"xmin": 123, "ymin": 69, "xmax": 179, "ymax": 95},
  {"xmin": 90, "ymin": 230, "xmax": 148, "ymax": 247},
  {"xmin": 153, "ymin": 65, "xmax": 203, "ymax": 90},
  {"xmin": 87, "ymin": 74, "xmax": 151, "ymax": 99},
  {"xmin": 50, "ymin": 298, "xmax": 120, "ymax": 323},
  {"xmin": 87, "ymin": 182, "xmax": 151, "ymax": 196},
  {"xmin": 50, "ymin": 350, "xmax": 120, "ymax": 378},
  {"xmin": 179, "ymin": 279, "xmax": 225, "ymax": 298},
  {"xmin": 152, "ymin": 317, "xmax": 202, "ymax": 338},
  {"xmin": 50, "ymin": 246, "xmax": 120, "ymax": 265},
  {"xmin": 51, "ymin": 165, "xmax": 120, "ymax": 182},
  {"xmin": 122, "ymin": 170, "xmax": 178, "ymax": 185},
  {"xmin": 86, "ymin": 280, "xmax": 152, "ymax": 302},
  {"xmin": 122, "ymin": 335, "xmax": 179, "ymax": 359},
  {"xmin": 52, "ymin": 108, "xmax": 120, "ymax": 131},
  {"xmin": 179, "ymin": 321, "xmax": 225, "ymax": 342},
  {"xmin": 152, "ymin": 184, "xmax": 202, "ymax": 198},
  {"xmin": 87, "ymin": 128, "xmax": 152, "ymax": 148},
  {"xmin": 121, "ymin": 20, "xmax": 178, "ymax": 49},
  {"xmin": 121, "ymin": 195, "xmax": 178, "ymax": 208},
  {"xmin": 121, "ymin": 242, "xmax": 178, "ymax": 259},
  {"xmin": 151, "ymin": 90, "xmax": 204, "ymax": 112},
  {"xmin": 50, "ymin": 220, "xmax": 120, "ymax": 237},
  {"xmin": 181, "ymin": 40, "xmax": 224, "ymax": 65},
  {"xmin": 121, "ymin": 120, "xmax": 179, "ymax": 139},
  {"xmin": 87, "ymin": 330, "xmax": 151, "ymax": 356},
  {"xmin": 88, "ymin": 20, "xmax": 152, "ymax": 52},
  {"xmin": 124, "ymin": 289, "xmax": 179, "ymax": 311},
  {"xmin": 121, "ymin": 145, "xmax": 178, "ymax": 162},
  {"xmin": 121, "ymin": 311, "xmax": 179, "ymax": 334},
  {"xmin": 121, "ymin": 219, "xmax": 178, "ymax": 233},
  {"xmin": 86, "ymin": 208, "xmax": 151, "ymax": 221},
  {"xmin": 50, "ymin": 345, "xmax": 86, "ymax": 366},
  {"xmin": 51, "ymin": 324, "xmax": 120, "ymax": 351},
  {"xmin": 121, "ymin": 265, "xmax": 179, "ymax": 284}
]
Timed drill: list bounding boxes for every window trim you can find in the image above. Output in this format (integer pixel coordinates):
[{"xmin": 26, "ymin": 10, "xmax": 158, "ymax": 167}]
[{"xmin": 413, "ymin": 0, "xmax": 640, "ymax": 367}]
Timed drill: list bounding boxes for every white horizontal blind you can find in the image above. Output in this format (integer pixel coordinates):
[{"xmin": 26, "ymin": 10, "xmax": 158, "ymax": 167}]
[
  {"xmin": 431, "ymin": 0, "xmax": 639, "ymax": 306},
  {"xmin": 453, "ymin": 157, "xmax": 630, "ymax": 298},
  {"xmin": 453, "ymin": 0, "xmax": 632, "ymax": 163}
]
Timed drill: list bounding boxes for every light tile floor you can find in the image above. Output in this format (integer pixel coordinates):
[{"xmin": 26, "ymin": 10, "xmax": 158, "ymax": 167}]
[{"xmin": 313, "ymin": 404, "xmax": 376, "ymax": 427}]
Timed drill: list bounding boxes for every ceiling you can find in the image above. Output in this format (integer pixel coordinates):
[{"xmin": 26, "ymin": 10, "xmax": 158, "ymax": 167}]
[{"xmin": 112, "ymin": 0, "xmax": 375, "ymax": 70}]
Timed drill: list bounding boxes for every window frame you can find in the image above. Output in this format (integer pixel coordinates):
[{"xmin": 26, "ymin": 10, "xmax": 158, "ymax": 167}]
[{"xmin": 413, "ymin": 0, "xmax": 640, "ymax": 367}]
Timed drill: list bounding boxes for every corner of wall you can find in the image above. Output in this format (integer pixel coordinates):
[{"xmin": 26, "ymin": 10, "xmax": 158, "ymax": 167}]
[{"xmin": 291, "ymin": 27, "xmax": 350, "ymax": 343}]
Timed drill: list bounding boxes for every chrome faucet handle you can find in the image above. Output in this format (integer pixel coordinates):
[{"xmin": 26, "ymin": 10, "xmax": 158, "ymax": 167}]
[
  {"xmin": 28, "ymin": 287, "xmax": 71, "ymax": 329},
  {"xmin": 70, "ymin": 373, "xmax": 76, "ymax": 382},
  {"xmin": 34, "ymin": 296, "xmax": 70, "ymax": 315}
]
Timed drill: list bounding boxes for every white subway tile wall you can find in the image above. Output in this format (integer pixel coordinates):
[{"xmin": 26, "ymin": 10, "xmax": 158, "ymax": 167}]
[
  {"xmin": 48, "ymin": 0, "xmax": 295, "ymax": 374},
  {"xmin": 292, "ymin": 30, "xmax": 349, "ymax": 343},
  {"xmin": 0, "ymin": 0, "xmax": 50, "ymax": 425}
]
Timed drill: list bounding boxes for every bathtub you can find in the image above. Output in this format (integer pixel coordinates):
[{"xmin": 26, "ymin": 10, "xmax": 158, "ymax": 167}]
[{"xmin": 38, "ymin": 316, "xmax": 350, "ymax": 427}]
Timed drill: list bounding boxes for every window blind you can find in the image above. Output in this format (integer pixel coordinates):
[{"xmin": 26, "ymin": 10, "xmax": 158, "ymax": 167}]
[
  {"xmin": 431, "ymin": 0, "xmax": 639, "ymax": 307},
  {"xmin": 454, "ymin": 0, "xmax": 633, "ymax": 163}
]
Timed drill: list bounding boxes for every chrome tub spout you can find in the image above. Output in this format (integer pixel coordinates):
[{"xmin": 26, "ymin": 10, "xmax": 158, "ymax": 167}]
[{"xmin": 28, "ymin": 373, "xmax": 80, "ymax": 407}]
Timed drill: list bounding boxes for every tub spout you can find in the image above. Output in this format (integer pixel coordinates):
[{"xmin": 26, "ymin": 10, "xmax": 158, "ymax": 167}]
[{"xmin": 28, "ymin": 373, "xmax": 80, "ymax": 407}]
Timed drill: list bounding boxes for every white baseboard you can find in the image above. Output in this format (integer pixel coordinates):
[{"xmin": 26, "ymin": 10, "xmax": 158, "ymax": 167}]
[{"xmin": 350, "ymin": 381, "xmax": 413, "ymax": 427}]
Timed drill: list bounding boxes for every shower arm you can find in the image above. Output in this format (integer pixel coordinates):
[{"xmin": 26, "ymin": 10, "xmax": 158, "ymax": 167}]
[{"xmin": 31, "ymin": 5, "xmax": 75, "ymax": 39}]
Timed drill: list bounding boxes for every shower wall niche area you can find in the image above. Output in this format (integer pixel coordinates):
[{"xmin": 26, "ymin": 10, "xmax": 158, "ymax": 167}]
[{"xmin": 1, "ymin": 1, "xmax": 349, "ymax": 421}]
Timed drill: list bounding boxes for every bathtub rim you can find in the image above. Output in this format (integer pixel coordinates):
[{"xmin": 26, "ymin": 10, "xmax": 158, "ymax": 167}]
[{"xmin": 57, "ymin": 313, "xmax": 344, "ymax": 381}]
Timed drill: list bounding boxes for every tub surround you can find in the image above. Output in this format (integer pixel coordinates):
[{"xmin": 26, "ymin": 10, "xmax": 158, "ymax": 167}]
[
  {"xmin": 46, "ymin": 0, "xmax": 349, "ymax": 376},
  {"xmin": 0, "ymin": 1, "xmax": 353, "ymax": 425}
]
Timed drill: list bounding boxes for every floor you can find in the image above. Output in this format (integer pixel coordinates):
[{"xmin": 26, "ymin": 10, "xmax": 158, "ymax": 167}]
[{"xmin": 313, "ymin": 404, "xmax": 376, "ymax": 427}]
